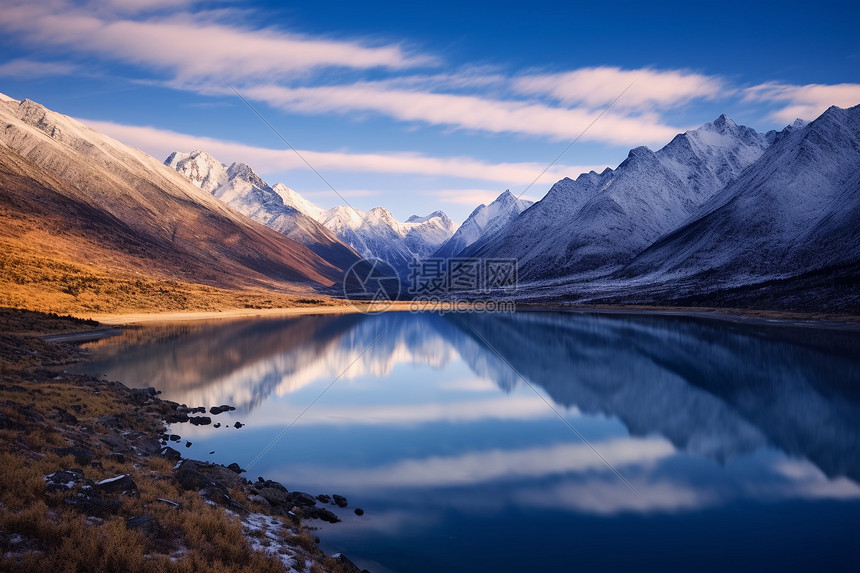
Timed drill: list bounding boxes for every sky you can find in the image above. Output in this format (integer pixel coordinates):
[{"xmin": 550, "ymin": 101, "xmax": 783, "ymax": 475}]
[{"xmin": 0, "ymin": 0, "xmax": 858, "ymax": 224}]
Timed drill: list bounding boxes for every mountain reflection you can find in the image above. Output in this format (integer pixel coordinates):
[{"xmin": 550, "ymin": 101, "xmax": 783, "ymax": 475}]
[{"xmin": 79, "ymin": 311, "xmax": 860, "ymax": 482}]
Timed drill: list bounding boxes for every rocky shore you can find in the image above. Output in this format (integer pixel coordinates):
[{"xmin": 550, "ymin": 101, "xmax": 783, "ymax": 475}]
[{"xmin": 0, "ymin": 308, "xmax": 368, "ymax": 573}]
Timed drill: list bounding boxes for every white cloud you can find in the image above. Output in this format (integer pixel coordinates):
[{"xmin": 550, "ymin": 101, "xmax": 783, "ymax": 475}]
[
  {"xmin": 0, "ymin": 0, "xmax": 428, "ymax": 82},
  {"xmin": 0, "ymin": 58, "xmax": 78, "ymax": 78},
  {"xmin": 513, "ymin": 66, "xmax": 727, "ymax": 110},
  {"xmin": 242, "ymin": 82, "xmax": 684, "ymax": 145},
  {"xmin": 80, "ymin": 118, "xmax": 598, "ymax": 186},
  {"xmin": 744, "ymin": 82, "xmax": 860, "ymax": 122}
]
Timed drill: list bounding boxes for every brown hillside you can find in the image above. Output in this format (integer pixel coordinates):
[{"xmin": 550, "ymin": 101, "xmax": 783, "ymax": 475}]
[{"xmin": 0, "ymin": 96, "xmax": 357, "ymax": 314}]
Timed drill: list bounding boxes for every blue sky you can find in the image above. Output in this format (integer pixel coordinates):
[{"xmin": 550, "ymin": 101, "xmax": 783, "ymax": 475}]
[{"xmin": 1, "ymin": 0, "xmax": 858, "ymax": 223}]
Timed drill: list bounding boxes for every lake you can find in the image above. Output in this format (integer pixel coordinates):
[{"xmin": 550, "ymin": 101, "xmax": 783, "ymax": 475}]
[{"xmin": 75, "ymin": 310, "xmax": 860, "ymax": 572}]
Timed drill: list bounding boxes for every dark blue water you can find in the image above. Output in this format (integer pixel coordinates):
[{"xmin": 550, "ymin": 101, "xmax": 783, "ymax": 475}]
[{"xmin": 77, "ymin": 311, "xmax": 860, "ymax": 572}]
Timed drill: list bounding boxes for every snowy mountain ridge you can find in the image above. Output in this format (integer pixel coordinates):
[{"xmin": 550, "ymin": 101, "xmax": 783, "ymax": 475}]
[
  {"xmin": 165, "ymin": 150, "xmax": 359, "ymax": 269},
  {"xmin": 433, "ymin": 190, "xmax": 534, "ymax": 259},
  {"xmin": 467, "ymin": 113, "xmax": 773, "ymax": 278},
  {"xmin": 166, "ymin": 151, "xmax": 457, "ymax": 275}
]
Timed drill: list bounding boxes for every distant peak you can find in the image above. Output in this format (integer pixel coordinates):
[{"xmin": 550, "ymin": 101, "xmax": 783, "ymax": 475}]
[
  {"xmin": 627, "ymin": 145, "xmax": 653, "ymax": 159},
  {"xmin": 407, "ymin": 210, "xmax": 450, "ymax": 224}
]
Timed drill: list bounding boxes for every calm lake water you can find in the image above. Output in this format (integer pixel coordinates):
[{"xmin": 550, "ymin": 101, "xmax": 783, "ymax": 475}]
[{"xmin": 76, "ymin": 311, "xmax": 860, "ymax": 572}]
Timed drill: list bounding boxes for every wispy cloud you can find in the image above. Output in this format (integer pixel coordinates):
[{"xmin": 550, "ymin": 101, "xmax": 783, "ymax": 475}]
[
  {"xmin": 0, "ymin": 58, "xmax": 78, "ymax": 78},
  {"xmin": 744, "ymin": 81, "xmax": 860, "ymax": 122},
  {"xmin": 241, "ymin": 82, "xmax": 684, "ymax": 145},
  {"xmin": 513, "ymin": 67, "xmax": 727, "ymax": 110},
  {"xmin": 0, "ymin": 0, "xmax": 429, "ymax": 83},
  {"xmin": 81, "ymin": 118, "xmax": 597, "ymax": 186}
]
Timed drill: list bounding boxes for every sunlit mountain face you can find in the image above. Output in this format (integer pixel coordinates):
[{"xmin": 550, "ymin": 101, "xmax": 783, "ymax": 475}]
[{"xmin": 76, "ymin": 312, "xmax": 860, "ymax": 572}]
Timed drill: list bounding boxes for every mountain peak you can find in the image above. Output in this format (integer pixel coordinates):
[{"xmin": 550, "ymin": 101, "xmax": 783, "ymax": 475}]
[
  {"xmin": 407, "ymin": 210, "xmax": 451, "ymax": 224},
  {"xmin": 627, "ymin": 146, "xmax": 653, "ymax": 160}
]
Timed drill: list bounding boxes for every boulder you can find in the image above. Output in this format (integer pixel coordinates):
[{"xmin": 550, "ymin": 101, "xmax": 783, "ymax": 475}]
[
  {"xmin": 159, "ymin": 446, "xmax": 181, "ymax": 462},
  {"xmin": 257, "ymin": 487, "xmax": 289, "ymax": 507},
  {"xmin": 95, "ymin": 474, "xmax": 137, "ymax": 494},
  {"xmin": 44, "ymin": 468, "xmax": 87, "ymax": 492},
  {"xmin": 303, "ymin": 507, "xmax": 340, "ymax": 523},
  {"xmin": 333, "ymin": 494, "xmax": 348, "ymax": 508},
  {"xmin": 64, "ymin": 492, "xmax": 121, "ymax": 517},
  {"xmin": 54, "ymin": 447, "xmax": 94, "ymax": 465}
]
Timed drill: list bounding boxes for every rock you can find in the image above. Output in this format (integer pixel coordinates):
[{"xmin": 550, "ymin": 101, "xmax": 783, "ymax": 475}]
[
  {"xmin": 185, "ymin": 441, "xmax": 192, "ymax": 448},
  {"xmin": 354, "ymin": 508, "xmax": 364, "ymax": 516},
  {"xmin": 234, "ymin": 422, "xmax": 243, "ymax": 429},
  {"xmin": 288, "ymin": 491, "xmax": 317, "ymax": 507},
  {"xmin": 95, "ymin": 474, "xmax": 137, "ymax": 494},
  {"xmin": 303, "ymin": 507, "xmax": 340, "ymax": 523},
  {"xmin": 174, "ymin": 462, "xmax": 215, "ymax": 491},
  {"xmin": 110, "ymin": 452, "xmax": 126, "ymax": 464},
  {"xmin": 247, "ymin": 494, "xmax": 271, "ymax": 510},
  {"xmin": 316, "ymin": 494, "xmax": 331, "ymax": 504},
  {"xmin": 126, "ymin": 514, "xmax": 159, "ymax": 537},
  {"xmin": 257, "ymin": 487, "xmax": 289, "ymax": 507},
  {"xmin": 54, "ymin": 447, "xmax": 94, "ymax": 465},
  {"xmin": 333, "ymin": 494, "xmax": 348, "ymax": 508},
  {"xmin": 49, "ymin": 407, "xmax": 78, "ymax": 424},
  {"xmin": 159, "ymin": 446, "xmax": 181, "ymax": 462},
  {"xmin": 213, "ymin": 423, "xmax": 221, "ymax": 428},
  {"xmin": 44, "ymin": 468, "xmax": 87, "ymax": 492},
  {"xmin": 165, "ymin": 412, "xmax": 189, "ymax": 424},
  {"xmin": 96, "ymin": 415, "xmax": 123, "ymax": 429},
  {"xmin": 168, "ymin": 434, "xmax": 181, "ymax": 442},
  {"xmin": 226, "ymin": 462, "xmax": 244, "ymax": 474},
  {"xmin": 130, "ymin": 434, "xmax": 162, "ymax": 455},
  {"xmin": 64, "ymin": 492, "xmax": 121, "ymax": 516},
  {"xmin": 199, "ymin": 486, "xmax": 232, "ymax": 506},
  {"xmin": 188, "ymin": 416, "xmax": 211, "ymax": 426},
  {"xmin": 330, "ymin": 552, "xmax": 367, "ymax": 573},
  {"xmin": 260, "ymin": 479, "xmax": 286, "ymax": 492}
]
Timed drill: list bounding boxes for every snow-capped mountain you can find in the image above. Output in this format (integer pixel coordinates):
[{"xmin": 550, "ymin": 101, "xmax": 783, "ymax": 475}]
[
  {"xmin": 317, "ymin": 205, "xmax": 455, "ymax": 274},
  {"xmin": 433, "ymin": 190, "xmax": 533, "ymax": 259},
  {"xmin": 234, "ymin": 171, "xmax": 456, "ymax": 274},
  {"xmin": 168, "ymin": 150, "xmax": 456, "ymax": 275},
  {"xmin": 617, "ymin": 104, "xmax": 860, "ymax": 305},
  {"xmin": 469, "ymin": 115, "xmax": 772, "ymax": 279},
  {"xmin": 165, "ymin": 151, "xmax": 358, "ymax": 269}
]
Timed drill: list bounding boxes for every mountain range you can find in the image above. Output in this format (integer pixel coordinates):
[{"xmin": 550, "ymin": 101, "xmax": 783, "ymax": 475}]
[
  {"xmin": 1, "ymin": 91, "xmax": 857, "ymax": 313},
  {"xmin": 165, "ymin": 150, "xmax": 457, "ymax": 276}
]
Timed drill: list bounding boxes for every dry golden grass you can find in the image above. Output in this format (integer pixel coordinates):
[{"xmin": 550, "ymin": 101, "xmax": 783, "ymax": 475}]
[{"xmin": 0, "ymin": 246, "xmax": 344, "ymax": 316}]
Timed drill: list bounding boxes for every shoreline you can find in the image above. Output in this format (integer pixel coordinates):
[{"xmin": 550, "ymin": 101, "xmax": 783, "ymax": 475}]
[
  {"xmin": 83, "ymin": 300, "xmax": 860, "ymax": 330},
  {"xmin": 0, "ymin": 309, "xmax": 369, "ymax": 573}
]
